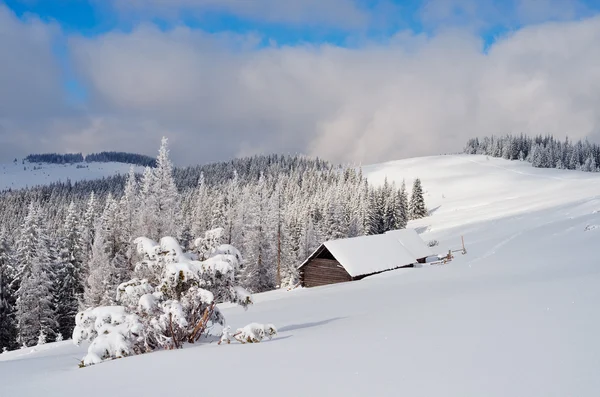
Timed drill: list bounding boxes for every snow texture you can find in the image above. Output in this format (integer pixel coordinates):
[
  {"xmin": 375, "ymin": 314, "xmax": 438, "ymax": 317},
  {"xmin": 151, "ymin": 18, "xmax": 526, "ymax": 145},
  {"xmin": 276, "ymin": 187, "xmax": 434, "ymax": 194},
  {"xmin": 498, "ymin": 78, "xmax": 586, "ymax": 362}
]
[
  {"xmin": 0, "ymin": 161, "xmax": 142, "ymax": 191},
  {"xmin": 3, "ymin": 155, "xmax": 600, "ymax": 396}
]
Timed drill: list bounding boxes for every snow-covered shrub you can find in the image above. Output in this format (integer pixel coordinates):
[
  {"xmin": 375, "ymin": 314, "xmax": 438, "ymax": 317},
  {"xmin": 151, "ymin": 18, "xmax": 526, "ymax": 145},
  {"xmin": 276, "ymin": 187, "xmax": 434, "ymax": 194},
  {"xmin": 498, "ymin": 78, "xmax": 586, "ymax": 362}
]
[
  {"xmin": 194, "ymin": 228, "xmax": 226, "ymax": 260},
  {"xmin": 73, "ymin": 236, "xmax": 256, "ymax": 366},
  {"xmin": 73, "ymin": 306, "xmax": 145, "ymax": 366},
  {"xmin": 219, "ymin": 323, "xmax": 277, "ymax": 345},
  {"xmin": 37, "ymin": 330, "xmax": 46, "ymax": 346},
  {"xmin": 427, "ymin": 240, "xmax": 439, "ymax": 247}
]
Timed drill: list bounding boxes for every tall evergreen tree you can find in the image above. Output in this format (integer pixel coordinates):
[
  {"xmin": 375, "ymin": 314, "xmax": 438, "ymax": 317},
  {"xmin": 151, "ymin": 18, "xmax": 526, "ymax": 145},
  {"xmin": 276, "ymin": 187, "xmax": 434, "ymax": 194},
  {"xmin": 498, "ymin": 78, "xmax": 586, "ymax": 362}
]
[
  {"xmin": 394, "ymin": 181, "xmax": 409, "ymax": 229},
  {"xmin": 138, "ymin": 137, "xmax": 180, "ymax": 240},
  {"xmin": 0, "ymin": 229, "xmax": 18, "ymax": 351},
  {"xmin": 16, "ymin": 229, "xmax": 58, "ymax": 346},
  {"xmin": 14, "ymin": 203, "xmax": 42, "ymax": 287},
  {"xmin": 54, "ymin": 202, "xmax": 83, "ymax": 337},
  {"xmin": 83, "ymin": 221, "xmax": 112, "ymax": 308},
  {"xmin": 409, "ymin": 178, "xmax": 427, "ymax": 220}
]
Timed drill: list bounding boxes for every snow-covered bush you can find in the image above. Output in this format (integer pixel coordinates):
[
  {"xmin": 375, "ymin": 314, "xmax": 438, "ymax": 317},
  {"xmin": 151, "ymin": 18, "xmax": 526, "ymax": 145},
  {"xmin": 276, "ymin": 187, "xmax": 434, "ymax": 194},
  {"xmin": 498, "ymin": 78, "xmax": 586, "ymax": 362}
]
[
  {"xmin": 73, "ymin": 235, "xmax": 256, "ymax": 366},
  {"xmin": 219, "ymin": 323, "xmax": 277, "ymax": 345}
]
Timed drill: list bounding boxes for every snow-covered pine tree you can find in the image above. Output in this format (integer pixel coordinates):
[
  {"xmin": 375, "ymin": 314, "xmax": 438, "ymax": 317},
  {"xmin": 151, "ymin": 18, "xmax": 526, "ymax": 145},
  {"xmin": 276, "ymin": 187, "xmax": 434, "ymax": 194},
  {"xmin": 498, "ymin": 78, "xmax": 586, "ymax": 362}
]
[
  {"xmin": 14, "ymin": 203, "xmax": 42, "ymax": 287},
  {"xmin": 137, "ymin": 137, "xmax": 180, "ymax": 240},
  {"xmin": 79, "ymin": 192, "xmax": 98, "ymax": 266},
  {"xmin": 409, "ymin": 178, "xmax": 427, "ymax": 220},
  {"xmin": 16, "ymin": 229, "xmax": 58, "ymax": 346},
  {"xmin": 393, "ymin": 181, "xmax": 409, "ymax": 229},
  {"xmin": 83, "ymin": 218, "xmax": 112, "ymax": 308},
  {"xmin": 55, "ymin": 202, "xmax": 83, "ymax": 338},
  {"xmin": 74, "ymin": 236, "xmax": 253, "ymax": 366},
  {"xmin": 241, "ymin": 177, "xmax": 276, "ymax": 292},
  {"xmin": 153, "ymin": 137, "xmax": 180, "ymax": 238},
  {"xmin": 119, "ymin": 166, "xmax": 139, "ymax": 264},
  {"xmin": 0, "ymin": 228, "xmax": 18, "ymax": 351},
  {"xmin": 191, "ymin": 172, "xmax": 210, "ymax": 238}
]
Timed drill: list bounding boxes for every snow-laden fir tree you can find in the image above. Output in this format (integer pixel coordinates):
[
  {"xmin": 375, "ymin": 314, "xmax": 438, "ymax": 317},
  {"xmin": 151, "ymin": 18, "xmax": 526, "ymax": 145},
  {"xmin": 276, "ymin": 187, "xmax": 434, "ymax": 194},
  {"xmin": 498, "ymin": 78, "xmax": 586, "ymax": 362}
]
[
  {"xmin": 240, "ymin": 177, "xmax": 276, "ymax": 292},
  {"xmin": 409, "ymin": 178, "xmax": 427, "ymax": 220},
  {"xmin": 395, "ymin": 180, "xmax": 409, "ymax": 229},
  {"xmin": 0, "ymin": 228, "xmax": 18, "ymax": 351},
  {"xmin": 73, "ymin": 236, "xmax": 254, "ymax": 366},
  {"xmin": 16, "ymin": 226, "xmax": 58, "ymax": 346},
  {"xmin": 14, "ymin": 203, "xmax": 42, "ymax": 287},
  {"xmin": 138, "ymin": 137, "xmax": 180, "ymax": 240},
  {"xmin": 83, "ymin": 220, "xmax": 112, "ymax": 308},
  {"xmin": 118, "ymin": 166, "xmax": 139, "ymax": 264},
  {"xmin": 79, "ymin": 192, "xmax": 98, "ymax": 270},
  {"xmin": 55, "ymin": 202, "xmax": 83, "ymax": 337}
]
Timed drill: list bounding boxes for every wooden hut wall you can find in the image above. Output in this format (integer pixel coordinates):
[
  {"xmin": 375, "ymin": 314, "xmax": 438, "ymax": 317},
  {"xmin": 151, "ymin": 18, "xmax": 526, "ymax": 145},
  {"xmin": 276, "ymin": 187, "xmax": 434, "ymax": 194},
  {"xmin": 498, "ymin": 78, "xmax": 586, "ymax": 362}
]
[{"xmin": 300, "ymin": 247, "xmax": 352, "ymax": 287}]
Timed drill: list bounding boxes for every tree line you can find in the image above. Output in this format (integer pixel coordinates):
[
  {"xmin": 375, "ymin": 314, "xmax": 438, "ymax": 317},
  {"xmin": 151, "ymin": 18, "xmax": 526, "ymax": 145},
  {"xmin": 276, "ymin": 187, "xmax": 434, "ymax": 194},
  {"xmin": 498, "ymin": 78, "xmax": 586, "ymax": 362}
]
[
  {"xmin": 464, "ymin": 134, "xmax": 600, "ymax": 172},
  {"xmin": 0, "ymin": 138, "xmax": 427, "ymax": 351},
  {"xmin": 24, "ymin": 151, "xmax": 157, "ymax": 167}
]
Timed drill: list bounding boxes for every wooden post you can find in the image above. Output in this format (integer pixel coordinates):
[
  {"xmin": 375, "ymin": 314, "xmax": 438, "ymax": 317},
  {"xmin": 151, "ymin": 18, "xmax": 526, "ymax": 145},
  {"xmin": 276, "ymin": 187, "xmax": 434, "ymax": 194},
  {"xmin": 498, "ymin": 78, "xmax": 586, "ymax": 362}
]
[{"xmin": 461, "ymin": 236, "xmax": 466, "ymax": 254}]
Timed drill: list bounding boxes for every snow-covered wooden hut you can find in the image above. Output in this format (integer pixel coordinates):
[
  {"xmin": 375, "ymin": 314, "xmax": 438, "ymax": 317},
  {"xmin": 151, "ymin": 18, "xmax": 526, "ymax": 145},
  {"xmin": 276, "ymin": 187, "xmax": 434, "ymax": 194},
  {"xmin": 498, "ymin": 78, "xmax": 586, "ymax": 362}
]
[{"xmin": 298, "ymin": 229, "xmax": 434, "ymax": 288}]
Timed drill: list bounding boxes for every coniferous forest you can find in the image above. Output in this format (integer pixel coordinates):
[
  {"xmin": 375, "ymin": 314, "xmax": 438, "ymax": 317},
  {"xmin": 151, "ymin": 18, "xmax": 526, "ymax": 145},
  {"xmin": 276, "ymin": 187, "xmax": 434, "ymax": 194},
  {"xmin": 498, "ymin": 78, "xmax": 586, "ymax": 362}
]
[
  {"xmin": 0, "ymin": 138, "xmax": 427, "ymax": 352},
  {"xmin": 464, "ymin": 134, "xmax": 600, "ymax": 171}
]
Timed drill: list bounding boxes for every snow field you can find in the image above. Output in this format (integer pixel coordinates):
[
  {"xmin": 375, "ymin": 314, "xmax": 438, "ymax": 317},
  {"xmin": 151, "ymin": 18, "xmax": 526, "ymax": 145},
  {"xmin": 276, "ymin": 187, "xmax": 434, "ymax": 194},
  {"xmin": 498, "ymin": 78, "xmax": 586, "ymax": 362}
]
[{"xmin": 2, "ymin": 154, "xmax": 600, "ymax": 396}]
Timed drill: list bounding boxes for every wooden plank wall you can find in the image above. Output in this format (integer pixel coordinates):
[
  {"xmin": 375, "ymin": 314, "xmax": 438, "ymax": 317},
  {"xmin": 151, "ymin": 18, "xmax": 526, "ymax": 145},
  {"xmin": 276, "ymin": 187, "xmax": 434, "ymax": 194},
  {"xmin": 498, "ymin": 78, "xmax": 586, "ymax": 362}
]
[{"xmin": 300, "ymin": 258, "xmax": 352, "ymax": 287}]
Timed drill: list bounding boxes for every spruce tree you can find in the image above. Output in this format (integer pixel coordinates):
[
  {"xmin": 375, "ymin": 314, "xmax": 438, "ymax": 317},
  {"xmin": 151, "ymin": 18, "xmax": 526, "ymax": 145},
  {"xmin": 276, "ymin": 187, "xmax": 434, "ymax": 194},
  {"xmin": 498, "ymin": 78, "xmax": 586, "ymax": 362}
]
[
  {"xmin": 0, "ymin": 229, "xmax": 18, "ymax": 351},
  {"xmin": 138, "ymin": 137, "xmax": 180, "ymax": 240},
  {"xmin": 409, "ymin": 178, "xmax": 427, "ymax": 220},
  {"xmin": 16, "ymin": 233, "xmax": 58, "ymax": 346},
  {"xmin": 394, "ymin": 181, "xmax": 409, "ymax": 229},
  {"xmin": 14, "ymin": 203, "xmax": 42, "ymax": 287},
  {"xmin": 55, "ymin": 202, "xmax": 83, "ymax": 337},
  {"xmin": 83, "ymin": 222, "xmax": 112, "ymax": 308}
]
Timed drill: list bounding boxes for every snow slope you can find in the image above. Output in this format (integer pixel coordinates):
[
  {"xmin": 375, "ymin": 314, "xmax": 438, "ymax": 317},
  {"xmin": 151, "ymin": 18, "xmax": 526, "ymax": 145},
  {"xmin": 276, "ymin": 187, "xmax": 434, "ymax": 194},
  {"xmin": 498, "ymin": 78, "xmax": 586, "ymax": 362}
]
[
  {"xmin": 0, "ymin": 161, "xmax": 143, "ymax": 191},
  {"xmin": 2, "ymin": 154, "xmax": 600, "ymax": 396}
]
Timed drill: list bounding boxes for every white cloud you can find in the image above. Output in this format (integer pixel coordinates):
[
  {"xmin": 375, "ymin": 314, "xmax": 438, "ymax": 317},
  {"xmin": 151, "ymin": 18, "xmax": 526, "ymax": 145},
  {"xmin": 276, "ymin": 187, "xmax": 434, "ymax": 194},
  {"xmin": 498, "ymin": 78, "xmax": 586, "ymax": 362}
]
[
  {"xmin": 0, "ymin": 6, "xmax": 72, "ymax": 160},
  {"xmin": 66, "ymin": 16, "xmax": 600, "ymax": 164},
  {"xmin": 2, "ymin": 4, "xmax": 600, "ymax": 166}
]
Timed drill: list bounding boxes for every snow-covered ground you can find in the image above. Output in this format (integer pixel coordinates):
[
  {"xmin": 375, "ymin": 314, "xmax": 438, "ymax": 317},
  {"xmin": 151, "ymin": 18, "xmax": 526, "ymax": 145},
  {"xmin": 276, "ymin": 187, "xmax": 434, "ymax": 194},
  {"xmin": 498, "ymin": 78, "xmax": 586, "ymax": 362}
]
[
  {"xmin": 0, "ymin": 161, "xmax": 143, "ymax": 191},
  {"xmin": 2, "ymin": 154, "xmax": 600, "ymax": 396}
]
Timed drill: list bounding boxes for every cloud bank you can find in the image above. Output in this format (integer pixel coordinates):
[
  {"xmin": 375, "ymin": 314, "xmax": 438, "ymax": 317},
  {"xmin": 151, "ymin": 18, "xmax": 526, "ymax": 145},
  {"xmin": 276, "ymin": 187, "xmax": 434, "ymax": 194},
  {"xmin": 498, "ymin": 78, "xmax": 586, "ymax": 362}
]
[{"xmin": 1, "ymin": 4, "xmax": 600, "ymax": 165}]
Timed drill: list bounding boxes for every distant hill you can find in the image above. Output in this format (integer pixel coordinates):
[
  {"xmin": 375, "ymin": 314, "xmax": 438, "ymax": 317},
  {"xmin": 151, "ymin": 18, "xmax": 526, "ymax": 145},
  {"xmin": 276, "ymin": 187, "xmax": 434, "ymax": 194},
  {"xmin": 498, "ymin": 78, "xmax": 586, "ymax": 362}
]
[
  {"xmin": 0, "ymin": 161, "xmax": 143, "ymax": 191},
  {"xmin": 24, "ymin": 151, "xmax": 156, "ymax": 167}
]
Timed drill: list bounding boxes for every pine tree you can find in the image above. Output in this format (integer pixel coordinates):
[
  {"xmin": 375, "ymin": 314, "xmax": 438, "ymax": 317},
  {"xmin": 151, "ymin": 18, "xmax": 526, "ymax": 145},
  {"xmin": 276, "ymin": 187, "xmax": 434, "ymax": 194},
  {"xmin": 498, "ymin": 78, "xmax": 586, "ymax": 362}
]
[
  {"xmin": 55, "ymin": 202, "xmax": 83, "ymax": 338},
  {"xmin": 191, "ymin": 173, "xmax": 210, "ymax": 238},
  {"xmin": 0, "ymin": 229, "xmax": 18, "ymax": 351},
  {"xmin": 119, "ymin": 166, "xmax": 139, "ymax": 253},
  {"xmin": 83, "ymin": 222, "xmax": 112, "ymax": 308},
  {"xmin": 79, "ymin": 192, "xmax": 98, "ymax": 266},
  {"xmin": 409, "ymin": 178, "xmax": 427, "ymax": 220},
  {"xmin": 393, "ymin": 181, "xmax": 409, "ymax": 229},
  {"xmin": 241, "ymin": 177, "xmax": 276, "ymax": 292},
  {"xmin": 138, "ymin": 137, "xmax": 180, "ymax": 240},
  {"xmin": 14, "ymin": 203, "xmax": 42, "ymax": 287},
  {"xmin": 16, "ymin": 234, "xmax": 58, "ymax": 346}
]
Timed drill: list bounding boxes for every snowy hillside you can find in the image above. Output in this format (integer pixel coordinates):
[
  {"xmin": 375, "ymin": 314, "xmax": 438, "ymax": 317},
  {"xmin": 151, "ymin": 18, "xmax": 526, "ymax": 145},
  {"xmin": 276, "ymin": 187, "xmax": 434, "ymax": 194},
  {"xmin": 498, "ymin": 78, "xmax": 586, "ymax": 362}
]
[
  {"xmin": 0, "ymin": 161, "xmax": 143, "ymax": 191},
  {"xmin": 2, "ymin": 154, "xmax": 600, "ymax": 396}
]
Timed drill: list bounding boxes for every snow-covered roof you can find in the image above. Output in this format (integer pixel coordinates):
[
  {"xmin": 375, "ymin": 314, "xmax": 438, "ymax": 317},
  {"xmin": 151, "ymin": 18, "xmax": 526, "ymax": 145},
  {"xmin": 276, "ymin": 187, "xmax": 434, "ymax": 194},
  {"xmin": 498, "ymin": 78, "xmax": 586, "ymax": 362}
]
[
  {"xmin": 299, "ymin": 229, "xmax": 434, "ymax": 278},
  {"xmin": 384, "ymin": 229, "xmax": 435, "ymax": 261}
]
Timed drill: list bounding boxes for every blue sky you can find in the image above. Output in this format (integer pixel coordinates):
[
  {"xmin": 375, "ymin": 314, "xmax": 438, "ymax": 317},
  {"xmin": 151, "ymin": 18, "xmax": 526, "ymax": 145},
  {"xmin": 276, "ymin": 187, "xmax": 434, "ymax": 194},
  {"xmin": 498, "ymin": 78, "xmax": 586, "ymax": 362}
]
[
  {"xmin": 1, "ymin": 0, "xmax": 600, "ymax": 164},
  {"xmin": 6, "ymin": 0, "xmax": 599, "ymax": 45},
  {"xmin": 5, "ymin": 0, "xmax": 598, "ymax": 106}
]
